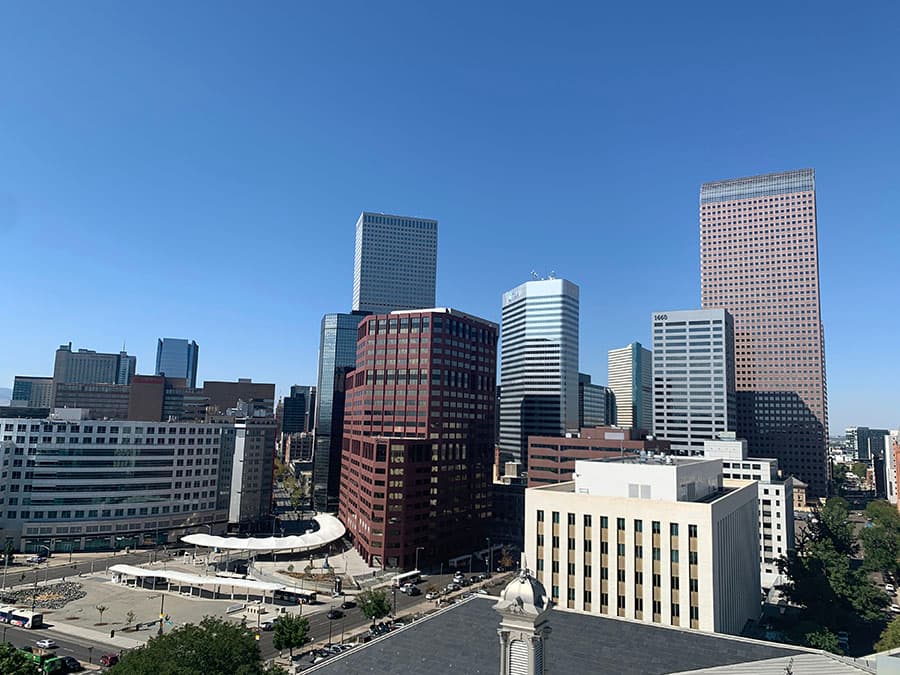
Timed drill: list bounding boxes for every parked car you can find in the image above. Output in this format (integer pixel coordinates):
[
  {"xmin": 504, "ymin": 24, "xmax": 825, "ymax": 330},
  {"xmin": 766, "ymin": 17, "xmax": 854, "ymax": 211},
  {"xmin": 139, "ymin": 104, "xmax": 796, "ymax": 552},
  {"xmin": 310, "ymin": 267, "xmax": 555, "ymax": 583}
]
[
  {"xmin": 341, "ymin": 600, "xmax": 356, "ymax": 610},
  {"xmin": 326, "ymin": 608, "xmax": 344, "ymax": 620},
  {"xmin": 478, "ymin": 573, "xmax": 490, "ymax": 581},
  {"xmin": 405, "ymin": 586, "xmax": 421, "ymax": 596},
  {"xmin": 445, "ymin": 582, "xmax": 461, "ymax": 592},
  {"xmin": 425, "ymin": 591, "xmax": 439, "ymax": 600},
  {"xmin": 100, "ymin": 654, "xmax": 119, "ymax": 667},
  {"xmin": 260, "ymin": 620, "xmax": 275, "ymax": 631},
  {"xmin": 61, "ymin": 656, "xmax": 84, "ymax": 672},
  {"xmin": 26, "ymin": 556, "xmax": 47, "ymax": 564},
  {"xmin": 35, "ymin": 639, "xmax": 57, "ymax": 649},
  {"xmin": 890, "ymin": 604, "xmax": 900, "ymax": 613}
]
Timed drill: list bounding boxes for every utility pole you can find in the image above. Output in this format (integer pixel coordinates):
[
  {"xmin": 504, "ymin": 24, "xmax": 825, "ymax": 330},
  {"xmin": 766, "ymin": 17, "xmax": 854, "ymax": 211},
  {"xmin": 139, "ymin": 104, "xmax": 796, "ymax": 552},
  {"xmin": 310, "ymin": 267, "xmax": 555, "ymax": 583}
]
[{"xmin": 158, "ymin": 591, "xmax": 166, "ymax": 636}]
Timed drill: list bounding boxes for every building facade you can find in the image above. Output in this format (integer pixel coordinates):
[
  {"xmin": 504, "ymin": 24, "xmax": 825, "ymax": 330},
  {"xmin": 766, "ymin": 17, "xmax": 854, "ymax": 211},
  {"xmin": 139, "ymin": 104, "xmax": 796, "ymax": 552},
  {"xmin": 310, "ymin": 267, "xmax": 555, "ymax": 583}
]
[
  {"xmin": 578, "ymin": 373, "xmax": 614, "ymax": 428},
  {"xmin": 607, "ymin": 342, "xmax": 652, "ymax": 430},
  {"xmin": 526, "ymin": 457, "xmax": 760, "ymax": 635},
  {"xmin": 0, "ymin": 412, "xmax": 231, "ymax": 551},
  {"xmin": 11, "ymin": 377, "xmax": 53, "ymax": 408},
  {"xmin": 313, "ymin": 311, "xmax": 368, "ymax": 512},
  {"xmin": 217, "ymin": 418, "xmax": 276, "ymax": 528},
  {"xmin": 703, "ymin": 434, "xmax": 795, "ymax": 587},
  {"xmin": 499, "ymin": 279, "xmax": 579, "ymax": 467},
  {"xmin": 53, "ymin": 383, "xmax": 131, "ymax": 419},
  {"xmin": 283, "ymin": 385, "xmax": 316, "ymax": 434},
  {"xmin": 155, "ymin": 338, "xmax": 199, "ymax": 388},
  {"xmin": 845, "ymin": 426, "xmax": 889, "ymax": 462},
  {"xmin": 700, "ymin": 169, "xmax": 829, "ymax": 496},
  {"xmin": 53, "ymin": 343, "xmax": 136, "ymax": 389},
  {"xmin": 352, "ymin": 211, "xmax": 438, "ymax": 314},
  {"xmin": 339, "ymin": 308, "xmax": 498, "ymax": 569},
  {"xmin": 527, "ymin": 427, "xmax": 671, "ymax": 487},
  {"xmin": 652, "ymin": 309, "xmax": 736, "ymax": 455},
  {"xmin": 201, "ymin": 379, "xmax": 275, "ymax": 417}
]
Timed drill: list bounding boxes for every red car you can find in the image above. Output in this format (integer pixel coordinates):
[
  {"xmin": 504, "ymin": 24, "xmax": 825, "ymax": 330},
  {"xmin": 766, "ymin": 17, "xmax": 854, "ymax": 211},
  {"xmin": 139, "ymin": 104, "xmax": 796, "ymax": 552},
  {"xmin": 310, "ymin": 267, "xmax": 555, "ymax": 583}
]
[{"xmin": 100, "ymin": 654, "xmax": 119, "ymax": 667}]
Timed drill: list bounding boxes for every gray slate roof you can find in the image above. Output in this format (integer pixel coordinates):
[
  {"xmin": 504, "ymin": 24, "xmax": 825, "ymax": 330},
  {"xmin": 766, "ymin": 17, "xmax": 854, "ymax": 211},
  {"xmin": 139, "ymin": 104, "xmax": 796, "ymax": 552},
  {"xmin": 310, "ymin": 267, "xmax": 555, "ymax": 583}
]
[{"xmin": 309, "ymin": 596, "xmax": 806, "ymax": 675}]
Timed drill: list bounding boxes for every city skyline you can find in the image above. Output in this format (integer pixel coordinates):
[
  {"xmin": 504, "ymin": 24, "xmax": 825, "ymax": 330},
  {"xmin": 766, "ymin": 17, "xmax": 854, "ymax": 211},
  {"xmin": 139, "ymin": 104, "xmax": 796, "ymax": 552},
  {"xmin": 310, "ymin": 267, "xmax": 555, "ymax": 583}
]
[{"xmin": 2, "ymin": 3, "xmax": 899, "ymax": 433}]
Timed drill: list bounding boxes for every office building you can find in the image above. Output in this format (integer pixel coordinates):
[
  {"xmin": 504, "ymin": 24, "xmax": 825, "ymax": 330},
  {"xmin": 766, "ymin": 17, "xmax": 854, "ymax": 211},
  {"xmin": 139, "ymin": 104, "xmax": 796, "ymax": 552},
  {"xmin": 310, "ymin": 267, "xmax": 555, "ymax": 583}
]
[
  {"xmin": 217, "ymin": 417, "xmax": 277, "ymax": 528},
  {"xmin": 887, "ymin": 431, "xmax": 900, "ymax": 508},
  {"xmin": 11, "ymin": 376, "xmax": 53, "ymax": 408},
  {"xmin": 578, "ymin": 373, "xmax": 614, "ymax": 428},
  {"xmin": 845, "ymin": 426, "xmax": 890, "ymax": 462},
  {"xmin": 700, "ymin": 169, "xmax": 828, "ymax": 495},
  {"xmin": 0, "ymin": 411, "xmax": 230, "ymax": 551},
  {"xmin": 201, "ymin": 379, "xmax": 275, "ymax": 417},
  {"xmin": 704, "ymin": 434, "xmax": 795, "ymax": 587},
  {"xmin": 283, "ymin": 385, "xmax": 316, "ymax": 434},
  {"xmin": 313, "ymin": 311, "xmax": 368, "ymax": 512},
  {"xmin": 53, "ymin": 343, "xmax": 136, "ymax": 389},
  {"xmin": 527, "ymin": 426, "xmax": 671, "ymax": 487},
  {"xmin": 339, "ymin": 308, "xmax": 498, "ymax": 569},
  {"xmin": 155, "ymin": 338, "xmax": 199, "ymax": 388},
  {"xmin": 499, "ymin": 278, "xmax": 579, "ymax": 467},
  {"xmin": 526, "ymin": 456, "xmax": 760, "ymax": 635},
  {"xmin": 607, "ymin": 342, "xmax": 652, "ymax": 429},
  {"xmin": 352, "ymin": 211, "xmax": 438, "ymax": 313},
  {"xmin": 652, "ymin": 309, "xmax": 736, "ymax": 455},
  {"xmin": 53, "ymin": 383, "xmax": 131, "ymax": 419}
]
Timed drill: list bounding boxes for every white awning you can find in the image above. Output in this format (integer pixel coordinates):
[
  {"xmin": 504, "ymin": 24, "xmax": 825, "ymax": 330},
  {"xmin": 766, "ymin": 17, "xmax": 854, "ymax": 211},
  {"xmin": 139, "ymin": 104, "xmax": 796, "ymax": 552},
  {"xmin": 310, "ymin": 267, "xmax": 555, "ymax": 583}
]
[
  {"xmin": 109, "ymin": 564, "xmax": 286, "ymax": 593},
  {"xmin": 179, "ymin": 513, "xmax": 345, "ymax": 552}
]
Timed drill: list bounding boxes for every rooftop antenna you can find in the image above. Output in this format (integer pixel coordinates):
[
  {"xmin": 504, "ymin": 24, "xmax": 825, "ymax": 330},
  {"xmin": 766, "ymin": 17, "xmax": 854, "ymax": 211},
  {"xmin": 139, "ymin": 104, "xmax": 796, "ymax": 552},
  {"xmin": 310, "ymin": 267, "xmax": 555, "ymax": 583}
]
[
  {"xmin": 548, "ymin": 270, "xmax": 556, "ymax": 279},
  {"xmin": 531, "ymin": 270, "xmax": 540, "ymax": 280}
]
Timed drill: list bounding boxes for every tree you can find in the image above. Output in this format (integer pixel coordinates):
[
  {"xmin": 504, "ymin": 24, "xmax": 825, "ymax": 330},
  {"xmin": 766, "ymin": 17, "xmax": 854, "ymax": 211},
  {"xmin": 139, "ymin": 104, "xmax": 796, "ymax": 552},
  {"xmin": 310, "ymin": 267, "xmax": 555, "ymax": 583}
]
[
  {"xmin": 850, "ymin": 462, "xmax": 868, "ymax": 481},
  {"xmin": 272, "ymin": 613, "xmax": 309, "ymax": 657},
  {"xmin": 112, "ymin": 616, "xmax": 268, "ymax": 675},
  {"xmin": 358, "ymin": 588, "xmax": 391, "ymax": 626},
  {"xmin": 866, "ymin": 500, "xmax": 900, "ymax": 531},
  {"xmin": 0, "ymin": 643, "xmax": 39, "ymax": 675},
  {"xmin": 805, "ymin": 628, "xmax": 841, "ymax": 653},
  {"xmin": 3, "ymin": 540, "xmax": 14, "ymax": 566},
  {"xmin": 96, "ymin": 604, "xmax": 108, "ymax": 624},
  {"xmin": 125, "ymin": 610, "xmax": 136, "ymax": 626},
  {"xmin": 861, "ymin": 525, "xmax": 900, "ymax": 576},
  {"xmin": 876, "ymin": 615, "xmax": 900, "ymax": 651}
]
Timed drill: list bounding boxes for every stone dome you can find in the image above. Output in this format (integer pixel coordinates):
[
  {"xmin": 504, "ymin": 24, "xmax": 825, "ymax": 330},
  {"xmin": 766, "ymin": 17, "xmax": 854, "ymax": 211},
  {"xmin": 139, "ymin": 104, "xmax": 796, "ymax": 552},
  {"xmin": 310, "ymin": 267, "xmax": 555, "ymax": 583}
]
[{"xmin": 493, "ymin": 568, "xmax": 549, "ymax": 617}]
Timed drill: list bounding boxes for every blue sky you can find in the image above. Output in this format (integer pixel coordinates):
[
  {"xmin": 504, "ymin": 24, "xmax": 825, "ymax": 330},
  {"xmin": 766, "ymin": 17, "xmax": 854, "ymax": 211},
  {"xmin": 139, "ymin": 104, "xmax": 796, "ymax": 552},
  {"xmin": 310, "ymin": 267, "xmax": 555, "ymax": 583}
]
[{"xmin": 1, "ymin": 2, "xmax": 898, "ymax": 433}]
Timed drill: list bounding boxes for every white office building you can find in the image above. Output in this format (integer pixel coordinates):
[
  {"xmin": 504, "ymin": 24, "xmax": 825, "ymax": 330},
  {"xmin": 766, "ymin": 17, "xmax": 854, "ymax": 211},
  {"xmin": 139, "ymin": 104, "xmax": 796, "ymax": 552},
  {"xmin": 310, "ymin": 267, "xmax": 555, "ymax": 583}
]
[
  {"xmin": 499, "ymin": 278, "xmax": 579, "ymax": 466},
  {"xmin": 0, "ymin": 410, "xmax": 274, "ymax": 552},
  {"xmin": 526, "ymin": 456, "xmax": 759, "ymax": 635},
  {"xmin": 607, "ymin": 343, "xmax": 652, "ymax": 429},
  {"xmin": 652, "ymin": 309, "xmax": 736, "ymax": 455},
  {"xmin": 885, "ymin": 431, "xmax": 900, "ymax": 506},
  {"xmin": 352, "ymin": 211, "xmax": 438, "ymax": 313},
  {"xmin": 704, "ymin": 434, "xmax": 795, "ymax": 587}
]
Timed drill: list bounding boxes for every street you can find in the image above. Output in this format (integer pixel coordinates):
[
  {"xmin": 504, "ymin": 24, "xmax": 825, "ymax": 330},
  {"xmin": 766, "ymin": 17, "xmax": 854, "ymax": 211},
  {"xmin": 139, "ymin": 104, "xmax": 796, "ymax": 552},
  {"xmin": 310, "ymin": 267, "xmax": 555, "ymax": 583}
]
[{"xmin": 3, "ymin": 621, "xmax": 112, "ymax": 667}]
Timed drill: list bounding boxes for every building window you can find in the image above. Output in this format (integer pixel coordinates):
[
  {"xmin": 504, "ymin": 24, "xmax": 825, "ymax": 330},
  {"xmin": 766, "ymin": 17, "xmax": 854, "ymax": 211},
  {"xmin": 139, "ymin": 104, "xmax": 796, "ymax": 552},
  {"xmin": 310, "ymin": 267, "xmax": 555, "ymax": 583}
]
[
  {"xmin": 568, "ymin": 513, "xmax": 576, "ymax": 526},
  {"xmin": 652, "ymin": 521, "xmax": 661, "ymax": 534},
  {"xmin": 688, "ymin": 524, "xmax": 698, "ymax": 538},
  {"xmin": 537, "ymin": 510, "xmax": 544, "ymax": 523},
  {"xmin": 617, "ymin": 518, "xmax": 625, "ymax": 531},
  {"xmin": 552, "ymin": 512, "xmax": 560, "ymax": 524},
  {"xmin": 670, "ymin": 523, "xmax": 679, "ymax": 536}
]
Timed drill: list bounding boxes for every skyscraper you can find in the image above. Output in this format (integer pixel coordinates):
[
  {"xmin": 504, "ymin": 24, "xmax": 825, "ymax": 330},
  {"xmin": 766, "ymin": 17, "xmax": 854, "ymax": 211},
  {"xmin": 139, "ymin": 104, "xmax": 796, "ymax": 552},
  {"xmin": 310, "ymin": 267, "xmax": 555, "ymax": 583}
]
[
  {"xmin": 283, "ymin": 385, "xmax": 316, "ymax": 434},
  {"xmin": 52, "ymin": 343, "xmax": 136, "ymax": 389},
  {"xmin": 499, "ymin": 278, "xmax": 579, "ymax": 467},
  {"xmin": 651, "ymin": 309, "xmax": 736, "ymax": 454},
  {"xmin": 607, "ymin": 342, "xmax": 652, "ymax": 429},
  {"xmin": 352, "ymin": 212, "xmax": 438, "ymax": 313},
  {"xmin": 155, "ymin": 338, "xmax": 199, "ymax": 388},
  {"xmin": 700, "ymin": 169, "xmax": 828, "ymax": 495},
  {"xmin": 11, "ymin": 376, "xmax": 53, "ymax": 408},
  {"xmin": 578, "ymin": 373, "xmax": 614, "ymax": 428},
  {"xmin": 313, "ymin": 311, "xmax": 368, "ymax": 512},
  {"xmin": 339, "ymin": 308, "xmax": 497, "ymax": 568}
]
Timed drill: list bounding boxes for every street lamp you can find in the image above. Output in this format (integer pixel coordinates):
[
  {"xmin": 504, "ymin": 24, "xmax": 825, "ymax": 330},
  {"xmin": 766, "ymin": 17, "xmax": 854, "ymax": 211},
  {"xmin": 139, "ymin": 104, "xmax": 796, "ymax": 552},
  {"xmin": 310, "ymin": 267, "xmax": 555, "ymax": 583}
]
[{"xmin": 415, "ymin": 546, "xmax": 424, "ymax": 572}]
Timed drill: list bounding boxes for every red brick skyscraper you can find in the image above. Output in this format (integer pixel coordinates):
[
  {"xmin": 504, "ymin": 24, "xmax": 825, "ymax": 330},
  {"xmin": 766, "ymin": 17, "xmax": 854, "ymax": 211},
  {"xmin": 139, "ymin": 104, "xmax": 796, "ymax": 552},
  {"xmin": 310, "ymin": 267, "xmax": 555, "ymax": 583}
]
[
  {"xmin": 700, "ymin": 169, "xmax": 828, "ymax": 495},
  {"xmin": 338, "ymin": 308, "xmax": 497, "ymax": 569}
]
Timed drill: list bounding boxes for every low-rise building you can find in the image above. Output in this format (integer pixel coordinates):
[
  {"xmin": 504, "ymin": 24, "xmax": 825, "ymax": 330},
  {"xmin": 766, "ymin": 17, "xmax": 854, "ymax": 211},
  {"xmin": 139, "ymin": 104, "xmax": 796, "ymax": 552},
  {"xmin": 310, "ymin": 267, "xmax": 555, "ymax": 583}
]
[
  {"xmin": 703, "ymin": 434, "xmax": 795, "ymax": 587},
  {"xmin": 527, "ymin": 427, "xmax": 670, "ymax": 487},
  {"xmin": 526, "ymin": 455, "xmax": 760, "ymax": 635}
]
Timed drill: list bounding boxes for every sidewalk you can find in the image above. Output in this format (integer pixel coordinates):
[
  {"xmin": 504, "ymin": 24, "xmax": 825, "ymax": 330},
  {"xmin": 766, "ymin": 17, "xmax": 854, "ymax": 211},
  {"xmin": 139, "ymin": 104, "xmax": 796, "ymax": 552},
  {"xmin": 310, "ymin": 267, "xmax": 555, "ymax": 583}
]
[{"xmin": 46, "ymin": 618, "xmax": 146, "ymax": 651}]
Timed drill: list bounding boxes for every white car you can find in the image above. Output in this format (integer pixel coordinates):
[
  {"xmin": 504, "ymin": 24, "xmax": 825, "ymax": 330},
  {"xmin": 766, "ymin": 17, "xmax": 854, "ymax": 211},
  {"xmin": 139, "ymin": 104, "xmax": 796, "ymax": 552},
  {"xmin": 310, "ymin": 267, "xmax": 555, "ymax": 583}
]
[
  {"xmin": 886, "ymin": 584, "xmax": 896, "ymax": 594},
  {"xmin": 890, "ymin": 604, "xmax": 900, "ymax": 613},
  {"xmin": 35, "ymin": 639, "xmax": 57, "ymax": 649},
  {"xmin": 425, "ymin": 591, "xmax": 439, "ymax": 600}
]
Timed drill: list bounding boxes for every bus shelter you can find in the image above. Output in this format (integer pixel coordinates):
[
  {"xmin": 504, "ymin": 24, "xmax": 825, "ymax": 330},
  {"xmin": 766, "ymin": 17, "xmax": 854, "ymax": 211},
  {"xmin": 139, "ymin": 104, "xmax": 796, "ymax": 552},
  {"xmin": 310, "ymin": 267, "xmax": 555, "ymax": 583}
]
[{"xmin": 109, "ymin": 564, "xmax": 286, "ymax": 604}]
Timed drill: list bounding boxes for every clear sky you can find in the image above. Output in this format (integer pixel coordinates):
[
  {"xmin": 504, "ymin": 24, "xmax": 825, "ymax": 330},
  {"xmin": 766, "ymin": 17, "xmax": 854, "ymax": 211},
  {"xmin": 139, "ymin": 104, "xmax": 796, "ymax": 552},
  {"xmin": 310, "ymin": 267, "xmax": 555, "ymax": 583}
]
[{"xmin": 1, "ymin": 2, "xmax": 898, "ymax": 433}]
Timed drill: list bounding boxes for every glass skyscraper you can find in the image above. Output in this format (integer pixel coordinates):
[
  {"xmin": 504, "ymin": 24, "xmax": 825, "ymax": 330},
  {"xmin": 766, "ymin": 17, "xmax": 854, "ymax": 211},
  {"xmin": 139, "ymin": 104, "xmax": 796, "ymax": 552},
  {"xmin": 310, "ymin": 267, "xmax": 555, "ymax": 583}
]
[
  {"xmin": 155, "ymin": 338, "xmax": 199, "ymax": 388},
  {"xmin": 700, "ymin": 168, "xmax": 828, "ymax": 495},
  {"xmin": 499, "ymin": 278, "xmax": 579, "ymax": 468},
  {"xmin": 313, "ymin": 311, "xmax": 368, "ymax": 512},
  {"xmin": 607, "ymin": 342, "xmax": 653, "ymax": 430},
  {"xmin": 352, "ymin": 212, "xmax": 437, "ymax": 313}
]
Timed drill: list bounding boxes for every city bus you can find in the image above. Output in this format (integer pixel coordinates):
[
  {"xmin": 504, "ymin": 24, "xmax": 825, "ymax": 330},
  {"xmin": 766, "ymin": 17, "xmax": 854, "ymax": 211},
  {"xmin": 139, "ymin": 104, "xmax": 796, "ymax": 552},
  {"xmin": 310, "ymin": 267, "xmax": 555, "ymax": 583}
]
[
  {"xmin": 274, "ymin": 589, "xmax": 317, "ymax": 605},
  {"xmin": 215, "ymin": 570, "xmax": 248, "ymax": 580},
  {"xmin": 0, "ymin": 606, "xmax": 44, "ymax": 628},
  {"xmin": 391, "ymin": 569, "xmax": 421, "ymax": 587},
  {"xmin": 20, "ymin": 650, "xmax": 65, "ymax": 674}
]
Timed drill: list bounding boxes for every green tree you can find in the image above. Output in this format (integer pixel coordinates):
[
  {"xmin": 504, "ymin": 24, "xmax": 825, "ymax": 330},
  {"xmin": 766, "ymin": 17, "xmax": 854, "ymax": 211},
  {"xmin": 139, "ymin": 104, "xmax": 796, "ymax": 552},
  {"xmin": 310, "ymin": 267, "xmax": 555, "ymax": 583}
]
[
  {"xmin": 850, "ymin": 462, "xmax": 868, "ymax": 481},
  {"xmin": 3, "ymin": 540, "xmax": 14, "ymax": 566},
  {"xmin": 0, "ymin": 643, "xmax": 39, "ymax": 675},
  {"xmin": 866, "ymin": 500, "xmax": 900, "ymax": 530},
  {"xmin": 125, "ymin": 610, "xmax": 136, "ymax": 626},
  {"xmin": 272, "ymin": 613, "xmax": 309, "ymax": 657},
  {"xmin": 805, "ymin": 628, "xmax": 841, "ymax": 653},
  {"xmin": 877, "ymin": 615, "xmax": 900, "ymax": 651},
  {"xmin": 96, "ymin": 604, "xmax": 108, "ymax": 624},
  {"xmin": 111, "ymin": 616, "xmax": 267, "ymax": 675},
  {"xmin": 358, "ymin": 588, "xmax": 391, "ymax": 626},
  {"xmin": 861, "ymin": 525, "xmax": 900, "ymax": 575}
]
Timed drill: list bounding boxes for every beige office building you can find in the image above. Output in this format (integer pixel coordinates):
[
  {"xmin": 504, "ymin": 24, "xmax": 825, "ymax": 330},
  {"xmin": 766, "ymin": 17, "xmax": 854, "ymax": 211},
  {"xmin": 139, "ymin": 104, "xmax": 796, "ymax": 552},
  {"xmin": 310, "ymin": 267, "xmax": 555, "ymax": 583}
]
[{"xmin": 526, "ymin": 456, "xmax": 759, "ymax": 635}]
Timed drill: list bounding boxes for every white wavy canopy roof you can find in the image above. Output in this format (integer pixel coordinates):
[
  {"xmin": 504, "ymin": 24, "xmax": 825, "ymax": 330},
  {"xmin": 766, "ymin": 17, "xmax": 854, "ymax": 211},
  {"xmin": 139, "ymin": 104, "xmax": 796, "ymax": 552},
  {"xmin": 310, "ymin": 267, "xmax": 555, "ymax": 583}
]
[
  {"xmin": 109, "ymin": 564, "xmax": 285, "ymax": 592},
  {"xmin": 180, "ymin": 513, "xmax": 345, "ymax": 552}
]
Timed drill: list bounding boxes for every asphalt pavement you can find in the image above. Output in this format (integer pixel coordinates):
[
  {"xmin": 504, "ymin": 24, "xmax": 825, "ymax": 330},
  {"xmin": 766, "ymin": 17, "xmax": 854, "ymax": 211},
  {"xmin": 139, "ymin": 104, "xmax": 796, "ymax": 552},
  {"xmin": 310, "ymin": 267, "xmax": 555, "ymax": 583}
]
[{"xmin": 3, "ymin": 621, "xmax": 111, "ymax": 668}]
